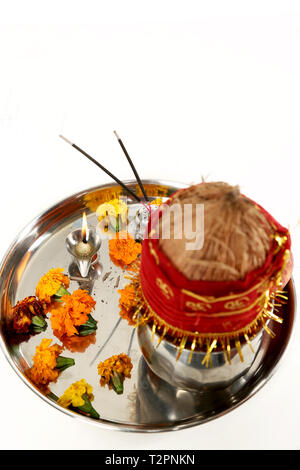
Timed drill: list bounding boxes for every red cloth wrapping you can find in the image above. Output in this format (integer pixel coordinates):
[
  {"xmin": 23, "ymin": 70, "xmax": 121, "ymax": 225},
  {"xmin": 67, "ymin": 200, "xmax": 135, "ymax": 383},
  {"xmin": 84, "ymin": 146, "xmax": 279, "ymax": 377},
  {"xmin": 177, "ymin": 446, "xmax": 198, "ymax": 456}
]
[{"xmin": 140, "ymin": 198, "xmax": 291, "ymax": 335}]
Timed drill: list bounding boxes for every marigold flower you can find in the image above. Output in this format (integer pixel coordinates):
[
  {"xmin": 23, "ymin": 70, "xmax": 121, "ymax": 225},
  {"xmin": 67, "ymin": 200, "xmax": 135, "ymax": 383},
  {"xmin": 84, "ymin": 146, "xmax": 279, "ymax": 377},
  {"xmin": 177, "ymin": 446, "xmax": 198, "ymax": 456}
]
[
  {"xmin": 26, "ymin": 338, "xmax": 74, "ymax": 391},
  {"xmin": 109, "ymin": 231, "xmax": 141, "ymax": 268},
  {"xmin": 118, "ymin": 284, "xmax": 138, "ymax": 326},
  {"xmin": 50, "ymin": 289, "xmax": 97, "ymax": 338},
  {"xmin": 96, "ymin": 199, "xmax": 128, "ymax": 223},
  {"xmin": 35, "ymin": 268, "xmax": 70, "ymax": 304},
  {"xmin": 136, "ymin": 184, "xmax": 169, "ymax": 198},
  {"xmin": 97, "ymin": 353, "xmax": 133, "ymax": 394},
  {"xmin": 150, "ymin": 197, "xmax": 163, "ymax": 206},
  {"xmin": 58, "ymin": 378, "xmax": 93, "ymax": 407},
  {"xmin": 84, "ymin": 189, "xmax": 122, "ymax": 212},
  {"xmin": 58, "ymin": 379, "xmax": 99, "ymax": 419},
  {"xmin": 12, "ymin": 296, "xmax": 46, "ymax": 333}
]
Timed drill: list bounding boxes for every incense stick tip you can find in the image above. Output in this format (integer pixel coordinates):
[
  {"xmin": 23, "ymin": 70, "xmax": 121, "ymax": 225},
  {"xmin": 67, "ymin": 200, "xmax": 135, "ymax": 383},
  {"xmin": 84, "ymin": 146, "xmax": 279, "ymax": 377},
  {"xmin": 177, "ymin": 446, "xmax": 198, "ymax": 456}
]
[
  {"xmin": 59, "ymin": 134, "xmax": 73, "ymax": 146},
  {"xmin": 113, "ymin": 130, "xmax": 120, "ymax": 140}
]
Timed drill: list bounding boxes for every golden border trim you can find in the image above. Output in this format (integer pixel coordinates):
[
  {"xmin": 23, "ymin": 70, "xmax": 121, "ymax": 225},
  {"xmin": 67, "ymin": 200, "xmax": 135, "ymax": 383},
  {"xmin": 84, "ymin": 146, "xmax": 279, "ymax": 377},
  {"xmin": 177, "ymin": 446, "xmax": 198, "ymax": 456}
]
[
  {"xmin": 183, "ymin": 291, "xmax": 267, "ymax": 318},
  {"xmin": 139, "ymin": 288, "xmax": 276, "ymax": 340},
  {"xmin": 181, "ymin": 276, "xmax": 268, "ymax": 304}
]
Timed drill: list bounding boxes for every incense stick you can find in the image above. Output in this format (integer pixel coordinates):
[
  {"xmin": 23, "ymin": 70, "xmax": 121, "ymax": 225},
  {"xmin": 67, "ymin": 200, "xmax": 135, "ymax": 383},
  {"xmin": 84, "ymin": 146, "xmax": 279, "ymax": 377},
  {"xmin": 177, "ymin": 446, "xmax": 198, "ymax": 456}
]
[
  {"xmin": 89, "ymin": 317, "xmax": 122, "ymax": 366},
  {"xmin": 59, "ymin": 135, "xmax": 142, "ymax": 204},
  {"xmin": 113, "ymin": 130, "xmax": 149, "ymax": 202}
]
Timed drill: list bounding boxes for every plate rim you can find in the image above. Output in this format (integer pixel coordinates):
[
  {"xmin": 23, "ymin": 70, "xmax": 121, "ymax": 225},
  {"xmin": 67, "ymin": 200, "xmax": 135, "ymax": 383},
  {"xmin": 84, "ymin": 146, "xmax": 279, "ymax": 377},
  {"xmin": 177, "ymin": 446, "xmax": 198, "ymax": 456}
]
[{"xmin": 0, "ymin": 179, "xmax": 296, "ymax": 433}]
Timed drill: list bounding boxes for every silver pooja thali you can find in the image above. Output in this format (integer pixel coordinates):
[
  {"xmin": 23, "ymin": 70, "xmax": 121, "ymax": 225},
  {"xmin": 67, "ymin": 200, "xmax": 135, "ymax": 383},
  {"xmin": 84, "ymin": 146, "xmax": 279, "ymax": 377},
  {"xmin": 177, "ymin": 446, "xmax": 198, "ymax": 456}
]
[{"xmin": 0, "ymin": 180, "xmax": 296, "ymax": 432}]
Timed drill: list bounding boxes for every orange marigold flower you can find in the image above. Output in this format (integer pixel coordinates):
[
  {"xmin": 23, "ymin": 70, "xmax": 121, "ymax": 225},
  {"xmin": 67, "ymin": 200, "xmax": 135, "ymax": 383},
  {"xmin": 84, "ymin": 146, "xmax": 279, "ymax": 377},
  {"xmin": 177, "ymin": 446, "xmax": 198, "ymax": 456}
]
[
  {"xmin": 50, "ymin": 289, "xmax": 96, "ymax": 338},
  {"xmin": 27, "ymin": 338, "xmax": 63, "ymax": 388},
  {"xmin": 118, "ymin": 284, "xmax": 138, "ymax": 326},
  {"xmin": 97, "ymin": 353, "xmax": 133, "ymax": 393},
  {"xmin": 12, "ymin": 296, "xmax": 46, "ymax": 333},
  {"xmin": 36, "ymin": 268, "xmax": 70, "ymax": 304},
  {"xmin": 109, "ymin": 231, "xmax": 141, "ymax": 268}
]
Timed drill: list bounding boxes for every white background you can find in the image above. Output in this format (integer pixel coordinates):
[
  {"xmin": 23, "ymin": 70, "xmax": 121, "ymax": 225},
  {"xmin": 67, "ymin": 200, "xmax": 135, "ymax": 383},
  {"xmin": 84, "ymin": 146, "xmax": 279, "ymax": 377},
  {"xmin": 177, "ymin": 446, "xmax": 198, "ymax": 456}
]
[{"xmin": 0, "ymin": 0, "xmax": 300, "ymax": 450}]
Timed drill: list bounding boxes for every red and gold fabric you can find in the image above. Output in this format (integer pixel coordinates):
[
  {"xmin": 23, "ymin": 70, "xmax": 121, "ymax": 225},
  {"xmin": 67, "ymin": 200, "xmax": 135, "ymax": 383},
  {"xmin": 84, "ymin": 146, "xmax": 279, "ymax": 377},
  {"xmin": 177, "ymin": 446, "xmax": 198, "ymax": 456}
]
[{"xmin": 138, "ymin": 197, "xmax": 292, "ymax": 348}]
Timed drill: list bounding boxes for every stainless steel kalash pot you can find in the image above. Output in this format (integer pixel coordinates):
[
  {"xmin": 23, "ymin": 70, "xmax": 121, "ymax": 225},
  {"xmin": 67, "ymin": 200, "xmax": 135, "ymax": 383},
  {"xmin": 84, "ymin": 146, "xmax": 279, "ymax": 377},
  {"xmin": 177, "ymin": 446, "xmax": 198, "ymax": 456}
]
[{"xmin": 137, "ymin": 324, "xmax": 263, "ymax": 392}]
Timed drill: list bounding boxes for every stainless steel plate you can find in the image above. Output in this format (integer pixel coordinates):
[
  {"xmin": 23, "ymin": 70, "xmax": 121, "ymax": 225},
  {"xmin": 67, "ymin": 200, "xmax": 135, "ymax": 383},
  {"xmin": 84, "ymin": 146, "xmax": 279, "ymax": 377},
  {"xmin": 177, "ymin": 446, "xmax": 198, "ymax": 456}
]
[{"xmin": 0, "ymin": 180, "xmax": 296, "ymax": 432}]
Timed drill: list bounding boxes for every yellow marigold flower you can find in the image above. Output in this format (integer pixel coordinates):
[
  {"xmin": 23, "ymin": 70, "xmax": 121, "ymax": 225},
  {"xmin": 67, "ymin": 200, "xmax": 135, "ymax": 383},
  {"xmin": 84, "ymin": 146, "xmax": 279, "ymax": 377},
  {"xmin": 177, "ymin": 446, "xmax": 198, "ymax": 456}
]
[
  {"xmin": 50, "ymin": 289, "xmax": 96, "ymax": 338},
  {"xmin": 97, "ymin": 353, "xmax": 133, "ymax": 394},
  {"xmin": 84, "ymin": 189, "xmax": 122, "ymax": 212},
  {"xmin": 150, "ymin": 197, "xmax": 163, "ymax": 206},
  {"xmin": 136, "ymin": 184, "xmax": 168, "ymax": 198},
  {"xmin": 36, "ymin": 268, "xmax": 70, "ymax": 304},
  {"xmin": 58, "ymin": 379, "xmax": 94, "ymax": 408},
  {"xmin": 27, "ymin": 338, "xmax": 63, "ymax": 388},
  {"xmin": 96, "ymin": 198, "xmax": 128, "ymax": 223}
]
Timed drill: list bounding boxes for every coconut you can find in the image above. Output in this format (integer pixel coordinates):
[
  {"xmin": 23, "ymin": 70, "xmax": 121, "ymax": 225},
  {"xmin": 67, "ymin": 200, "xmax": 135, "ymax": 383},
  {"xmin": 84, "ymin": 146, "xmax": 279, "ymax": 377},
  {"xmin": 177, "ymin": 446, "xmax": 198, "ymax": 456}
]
[{"xmin": 158, "ymin": 182, "xmax": 274, "ymax": 282}]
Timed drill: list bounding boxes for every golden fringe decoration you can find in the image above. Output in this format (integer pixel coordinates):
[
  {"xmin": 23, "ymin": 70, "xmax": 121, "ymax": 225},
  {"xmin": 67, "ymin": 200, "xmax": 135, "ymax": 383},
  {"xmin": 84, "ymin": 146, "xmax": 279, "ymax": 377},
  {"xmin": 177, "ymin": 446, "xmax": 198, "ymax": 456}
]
[
  {"xmin": 188, "ymin": 338, "xmax": 197, "ymax": 364},
  {"xmin": 201, "ymin": 339, "xmax": 217, "ymax": 368},
  {"xmin": 120, "ymin": 270, "xmax": 288, "ymax": 366},
  {"xmin": 177, "ymin": 335, "xmax": 188, "ymax": 360},
  {"xmin": 157, "ymin": 326, "xmax": 168, "ymax": 347},
  {"xmin": 226, "ymin": 338, "xmax": 231, "ymax": 365},
  {"xmin": 235, "ymin": 339, "xmax": 244, "ymax": 362},
  {"xmin": 244, "ymin": 333, "xmax": 254, "ymax": 353},
  {"xmin": 220, "ymin": 338, "xmax": 229, "ymax": 364},
  {"xmin": 151, "ymin": 322, "xmax": 157, "ymax": 341}
]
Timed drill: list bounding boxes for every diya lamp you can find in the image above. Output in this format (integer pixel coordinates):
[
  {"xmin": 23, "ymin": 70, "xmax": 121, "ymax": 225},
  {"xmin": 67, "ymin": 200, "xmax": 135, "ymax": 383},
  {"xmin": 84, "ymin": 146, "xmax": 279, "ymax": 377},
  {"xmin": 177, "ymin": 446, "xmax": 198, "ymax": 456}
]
[
  {"xmin": 66, "ymin": 211, "xmax": 101, "ymax": 278},
  {"xmin": 134, "ymin": 182, "xmax": 293, "ymax": 391}
]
